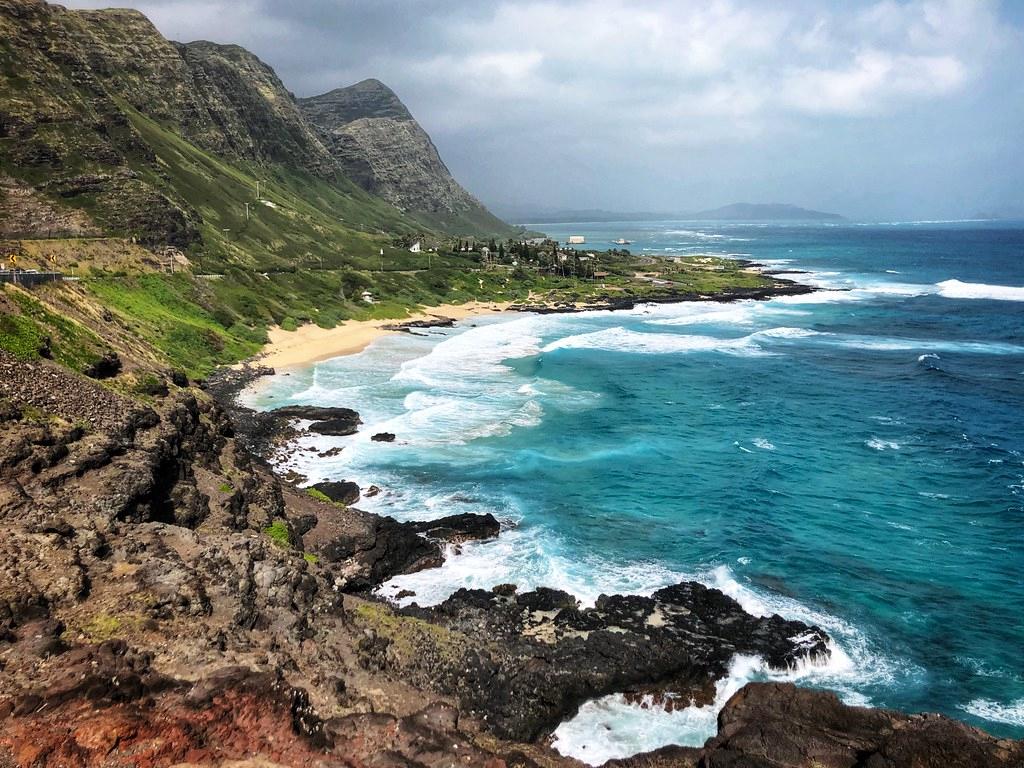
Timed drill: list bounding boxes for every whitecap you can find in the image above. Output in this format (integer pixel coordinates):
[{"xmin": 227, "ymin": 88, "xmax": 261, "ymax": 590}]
[
  {"xmin": 752, "ymin": 437, "xmax": 776, "ymax": 450},
  {"xmin": 542, "ymin": 327, "xmax": 769, "ymax": 357},
  {"xmin": 961, "ymin": 698, "xmax": 1024, "ymax": 727},
  {"xmin": 866, "ymin": 438, "xmax": 900, "ymax": 451},
  {"xmin": 936, "ymin": 279, "xmax": 1024, "ymax": 302}
]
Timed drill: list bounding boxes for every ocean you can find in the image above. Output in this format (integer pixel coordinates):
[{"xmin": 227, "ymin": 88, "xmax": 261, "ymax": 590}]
[{"xmin": 242, "ymin": 220, "xmax": 1024, "ymax": 763}]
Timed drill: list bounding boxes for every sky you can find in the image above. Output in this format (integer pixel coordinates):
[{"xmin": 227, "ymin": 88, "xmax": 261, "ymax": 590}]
[{"xmin": 63, "ymin": 0, "xmax": 1024, "ymax": 220}]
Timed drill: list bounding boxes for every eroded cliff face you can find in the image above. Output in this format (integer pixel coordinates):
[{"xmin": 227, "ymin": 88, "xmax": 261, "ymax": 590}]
[
  {"xmin": 1, "ymin": 0, "xmax": 509, "ymax": 243},
  {"xmin": 300, "ymin": 79, "xmax": 510, "ymax": 232}
]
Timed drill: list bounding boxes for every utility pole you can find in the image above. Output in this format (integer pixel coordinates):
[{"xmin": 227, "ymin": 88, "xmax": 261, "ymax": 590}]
[
  {"xmin": 245, "ymin": 202, "xmax": 250, "ymax": 221},
  {"xmin": 380, "ymin": 248, "xmax": 384, "ymax": 272},
  {"xmin": 255, "ymin": 180, "xmax": 263, "ymax": 200}
]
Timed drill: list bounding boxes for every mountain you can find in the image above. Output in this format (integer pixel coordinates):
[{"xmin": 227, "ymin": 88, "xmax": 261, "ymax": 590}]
[
  {"xmin": 497, "ymin": 206, "xmax": 675, "ymax": 224},
  {"xmin": 299, "ymin": 79, "xmax": 509, "ymax": 235},
  {"xmin": 687, "ymin": 203, "xmax": 844, "ymax": 221},
  {"xmin": 0, "ymin": 0, "xmax": 508, "ymax": 261},
  {"xmin": 498, "ymin": 203, "xmax": 844, "ymax": 224}
]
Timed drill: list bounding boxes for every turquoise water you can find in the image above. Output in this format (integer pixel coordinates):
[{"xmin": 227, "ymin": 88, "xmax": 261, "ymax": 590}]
[{"xmin": 244, "ymin": 221, "xmax": 1024, "ymax": 762}]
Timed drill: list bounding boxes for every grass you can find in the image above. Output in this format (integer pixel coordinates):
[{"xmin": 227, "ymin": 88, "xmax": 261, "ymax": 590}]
[
  {"xmin": 123, "ymin": 107, "xmax": 426, "ymax": 274},
  {"xmin": 352, "ymin": 601, "xmax": 468, "ymax": 663},
  {"xmin": 0, "ymin": 285, "xmax": 107, "ymax": 371},
  {"xmin": 86, "ymin": 274, "xmax": 262, "ymax": 378},
  {"xmin": 264, "ymin": 520, "xmax": 291, "ymax": 548},
  {"xmin": 303, "ymin": 552, "xmax": 319, "ymax": 565},
  {"xmin": 73, "ymin": 612, "xmax": 146, "ymax": 642},
  {"xmin": 305, "ymin": 488, "xmax": 333, "ymax": 504}
]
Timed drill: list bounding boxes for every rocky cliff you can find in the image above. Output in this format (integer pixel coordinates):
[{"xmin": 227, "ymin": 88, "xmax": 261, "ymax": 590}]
[
  {"xmin": 1, "ymin": 280, "xmax": 1022, "ymax": 766},
  {"xmin": 301, "ymin": 79, "xmax": 511, "ymax": 234},
  {"xmin": 0, "ymin": 0, "xmax": 508, "ymax": 251}
]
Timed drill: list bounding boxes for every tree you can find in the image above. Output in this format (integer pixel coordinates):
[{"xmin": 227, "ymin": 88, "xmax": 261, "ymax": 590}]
[{"xmin": 498, "ymin": 242, "xmax": 505, "ymax": 259}]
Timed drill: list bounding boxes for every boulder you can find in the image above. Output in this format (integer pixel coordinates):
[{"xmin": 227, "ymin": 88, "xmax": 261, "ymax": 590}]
[
  {"xmin": 310, "ymin": 417, "xmax": 361, "ymax": 436},
  {"xmin": 692, "ymin": 682, "xmax": 1024, "ymax": 768},
  {"xmin": 371, "ymin": 432, "xmax": 396, "ymax": 442},
  {"xmin": 311, "ymin": 480, "xmax": 360, "ymax": 506},
  {"xmin": 409, "ymin": 513, "xmax": 500, "ymax": 544},
  {"xmin": 83, "ymin": 351, "xmax": 122, "ymax": 380}
]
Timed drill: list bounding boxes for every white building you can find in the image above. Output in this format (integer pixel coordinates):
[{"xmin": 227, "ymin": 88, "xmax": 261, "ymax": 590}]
[
  {"xmin": 568, "ymin": 235, "xmax": 586, "ymax": 244},
  {"xmin": 409, "ymin": 241, "xmax": 422, "ymax": 253}
]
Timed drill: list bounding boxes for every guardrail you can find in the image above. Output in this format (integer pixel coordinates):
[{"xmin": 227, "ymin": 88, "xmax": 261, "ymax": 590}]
[{"xmin": 0, "ymin": 271, "xmax": 64, "ymax": 287}]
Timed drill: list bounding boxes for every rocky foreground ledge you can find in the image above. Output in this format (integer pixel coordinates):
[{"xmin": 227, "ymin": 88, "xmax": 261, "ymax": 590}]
[{"xmin": 1, "ymin": 350, "xmax": 1021, "ymax": 767}]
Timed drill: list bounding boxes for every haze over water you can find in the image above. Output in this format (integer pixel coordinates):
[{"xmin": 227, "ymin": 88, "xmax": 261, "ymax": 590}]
[{"xmin": 245, "ymin": 220, "xmax": 1024, "ymax": 763}]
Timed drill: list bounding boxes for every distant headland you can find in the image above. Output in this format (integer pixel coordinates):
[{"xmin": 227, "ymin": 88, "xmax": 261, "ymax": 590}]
[{"xmin": 506, "ymin": 202, "xmax": 844, "ymax": 224}]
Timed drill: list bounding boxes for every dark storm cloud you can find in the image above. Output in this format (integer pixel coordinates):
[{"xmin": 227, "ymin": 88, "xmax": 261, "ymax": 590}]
[{"xmin": 63, "ymin": 0, "xmax": 1024, "ymax": 219}]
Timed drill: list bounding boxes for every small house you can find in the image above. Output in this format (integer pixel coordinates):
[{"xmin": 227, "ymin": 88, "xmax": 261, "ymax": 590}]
[{"xmin": 409, "ymin": 241, "xmax": 422, "ymax": 253}]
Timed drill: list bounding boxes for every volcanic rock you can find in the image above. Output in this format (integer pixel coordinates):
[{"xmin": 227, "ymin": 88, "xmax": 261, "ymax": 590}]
[
  {"xmin": 409, "ymin": 512, "xmax": 500, "ymax": 544},
  {"xmin": 365, "ymin": 581, "xmax": 830, "ymax": 741},
  {"xmin": 694, "ymin": 682, "xmax": 1024, "ymax": 768},
  {"xmin": 311, "ymin": 480, "xmax": 361, "ymax": 506}
]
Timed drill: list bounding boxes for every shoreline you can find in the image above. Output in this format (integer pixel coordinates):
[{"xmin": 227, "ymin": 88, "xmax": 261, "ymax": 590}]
[
  {"xmin": 197, "ymin": 273, "xmax": 1024, "ymax": 765},
  {"xmin": 249, "ymin": 301, "xmax": 513, "ymax": 370},
  {"xmin": 249, "ymin": 274, "xmax": 816, "ymax": 371}
]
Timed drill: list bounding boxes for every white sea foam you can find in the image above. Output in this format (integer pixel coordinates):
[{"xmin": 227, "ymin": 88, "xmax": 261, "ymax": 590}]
[
  {"xmin": 866, "ymin": 437, "xmax": 900, "ymax": 451},
  {"xmin": 393, "ymin": 315, "xmax": 546, "ymax": 389},
  {"xmin": 829, "ymin": 335, "xmax": 1024, "ymax": 355},
  {"xmin": 542, "ymin": 327, "xmax": 770, "ymax": 356},
  {"xmin": 379, "ymin": 525, "xmax": 685, "ymax": 609},
  {"xmin": 961, "ymin": 698, "xmax": 1024, "ymax": 727},
  {"xmin": 663, "ymin": 229, "xmax": 727, "ymax": 240},
  {"xmin": 552, "ymin": 655, "xmax": 767, "ymax": 764},
  {"xmin": 936, "ymin": 279, "xmax": 1024, "ymax": 301},
  {"xmin": 770, "ymin": 290, "xmax": 864, "ymax": 305},
  {"xmin": 542, "ymin": 326, "xmax": 829, "ymax": 357},
  {"xmin": 756, "ymin": 326, "xmax": 821, "ymax": 339},
  {"xmin": 553, "ymin": 573, "xmax": 883, "ymax": 766},
  {"xmin": 752, "ymin": 437, "xmax": 776, "ymax": 450}
]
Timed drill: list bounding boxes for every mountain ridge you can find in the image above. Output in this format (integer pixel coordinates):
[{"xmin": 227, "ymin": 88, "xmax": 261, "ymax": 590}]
[
  {"xmin": 0, "ymin": 0, "xmax": 509, "ymax": 246},
  {"xmin": 299, "ymin": 79, "xmax": 509, "ymax": 234}
]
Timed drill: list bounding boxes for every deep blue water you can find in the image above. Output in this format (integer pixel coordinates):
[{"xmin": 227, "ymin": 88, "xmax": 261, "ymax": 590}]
[{"xmin": 245, "ymin": 221, "xmax": 1024, "ymax": 762}]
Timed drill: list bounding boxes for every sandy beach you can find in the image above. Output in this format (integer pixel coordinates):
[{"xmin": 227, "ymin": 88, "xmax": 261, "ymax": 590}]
[{"xmin": 252, "ymin": 301, "xmax": 513, "ymax": 369}]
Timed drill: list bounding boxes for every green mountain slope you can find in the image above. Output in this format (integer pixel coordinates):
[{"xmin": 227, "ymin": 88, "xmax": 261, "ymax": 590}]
[{"xmin": 0, "ymin": 0, "xmax": 509, "ymax": 262}]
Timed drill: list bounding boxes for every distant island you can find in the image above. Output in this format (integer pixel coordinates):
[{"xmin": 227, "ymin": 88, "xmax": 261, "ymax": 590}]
[
  {"xmin": 508, "ymin": 202, "xmax": 844, "ymax": 224},
  {"xmin": 687, "ymin": 202, "xmax": 844, "ymax": 221}
]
